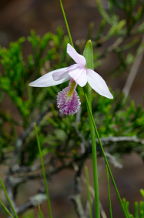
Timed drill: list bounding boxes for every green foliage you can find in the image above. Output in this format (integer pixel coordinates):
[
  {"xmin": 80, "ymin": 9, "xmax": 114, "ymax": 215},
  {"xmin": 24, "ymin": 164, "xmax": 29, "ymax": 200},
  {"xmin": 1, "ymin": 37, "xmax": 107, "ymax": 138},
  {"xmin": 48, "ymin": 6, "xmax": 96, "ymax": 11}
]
[
  {"xmin": 108, "ymin": 0, "xmax": 144, "ymax": 30},
  {"xmin": 0, "ymin": 28, "xmax": 69, "ymax": 156},
  {"xmin": 122, "ymin": 190, "xmax": 144, "ymax": 218}
]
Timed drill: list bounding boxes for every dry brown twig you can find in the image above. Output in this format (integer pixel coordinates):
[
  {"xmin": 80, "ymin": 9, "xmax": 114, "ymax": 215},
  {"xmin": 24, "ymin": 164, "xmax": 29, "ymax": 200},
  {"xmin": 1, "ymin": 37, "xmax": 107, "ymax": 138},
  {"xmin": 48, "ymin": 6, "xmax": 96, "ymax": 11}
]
[{"xmin": 123, "ymin": 35, "xmax": 144, "ymax": 98}]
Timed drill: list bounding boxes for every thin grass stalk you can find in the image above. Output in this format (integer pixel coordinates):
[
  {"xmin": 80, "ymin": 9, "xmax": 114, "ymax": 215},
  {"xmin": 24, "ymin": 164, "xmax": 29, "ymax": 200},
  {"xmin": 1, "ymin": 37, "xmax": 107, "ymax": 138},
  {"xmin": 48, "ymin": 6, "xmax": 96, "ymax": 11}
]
[
  {"xmin": 106, "ymin": 165, "xmax": 113, "ymax": 218},
  {"xmin": 59, "ymin": 0, "xmax": 74, "ymax": 46},
  {"xmin": 85, "ymin": 94, "xmax": 100, "ymax": 218},
  {"xmin": 0, "ymin": 179, "xmax": 18, "ymax": 218},
  {"xmin": 85, "ymin": 166, "xmax": 93, "ymax": 218},
  {"xmin": 0, "ymin": 199, "xmax": 14, "ymax": 217},
  {"xmin": 34, "ymin": 125, "xmax": 53, "ymax": 218},
  {"xmin": 38, "ymin": 205, "xmax": 44, "ymax": 218}
]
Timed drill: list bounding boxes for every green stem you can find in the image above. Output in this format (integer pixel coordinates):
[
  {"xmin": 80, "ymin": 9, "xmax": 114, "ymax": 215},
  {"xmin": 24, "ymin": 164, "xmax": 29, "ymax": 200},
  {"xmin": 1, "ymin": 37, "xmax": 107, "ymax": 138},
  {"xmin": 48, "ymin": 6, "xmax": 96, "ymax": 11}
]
[
  {"xmin": 0, "ymin": 199, "xmax": 13, "ymax": 217},
  {"xmin": 35, "ymin": 125, "xmax": 53, "ymax": 218},
  {"xmin": 84, "ymin": 91, "xmax": 100, "ymax": 218},
  {"xmin": 60, "ymin": 0, "xmax": 74, "ymax": 46},
  {"xmin": 84, "ymin": 167, "xmax": 93, "ymax": 218},
  {"xmin": 0, "ymin": 179, "xmax": 18, "ymax": 218},
  {"xmin": 84, "ymin": 94, "xmax": 129, "ymax": 218},
  {"xmin": 106, "ymin": 165, "xmax": 113, "ymax": 218},
  {"xmin": 38, "ymin": 205, "xmax": 44, "ymax": 218}
]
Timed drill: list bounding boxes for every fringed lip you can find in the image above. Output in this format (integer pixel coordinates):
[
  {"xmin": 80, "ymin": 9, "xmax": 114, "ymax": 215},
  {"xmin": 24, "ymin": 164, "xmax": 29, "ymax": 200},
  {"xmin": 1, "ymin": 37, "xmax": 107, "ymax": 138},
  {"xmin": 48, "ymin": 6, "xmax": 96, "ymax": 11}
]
[{"xmin": 57, "ymin": 86, "xmax": 81, "ymax": 115}]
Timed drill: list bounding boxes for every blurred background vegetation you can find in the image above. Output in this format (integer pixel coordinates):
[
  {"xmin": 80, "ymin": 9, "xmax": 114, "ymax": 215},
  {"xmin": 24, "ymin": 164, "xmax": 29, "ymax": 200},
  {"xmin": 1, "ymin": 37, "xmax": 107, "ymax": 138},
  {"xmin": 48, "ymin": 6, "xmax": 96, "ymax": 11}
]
[{"xmin": 0, "ymin": 0, "xmax": 144, "ymax": 217}]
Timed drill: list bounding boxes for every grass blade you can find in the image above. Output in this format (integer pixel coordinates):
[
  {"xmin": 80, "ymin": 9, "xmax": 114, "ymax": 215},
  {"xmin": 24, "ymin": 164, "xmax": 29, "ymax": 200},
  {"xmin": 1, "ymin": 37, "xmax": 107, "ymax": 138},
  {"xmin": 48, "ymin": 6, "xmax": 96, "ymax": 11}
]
[
  {"xmin": 34, "ymin": 125, "xmax": 53, "ymax": 218},
  {"xmin": 106, "ymin": 165, "xmax": 113, "ymax": 218},
  {"xmin": 60, "ymin": 0, "xmax": 74, "ymax": 46},
  {"xmin": 84, "ymin": 166, "xmax": 93, "ymax": 218},
  {"xmin": 0, "ymin": 179, "xmax": 18, "ymax": 218},
  {"xmin": 0, "ymin": 198, "xmax": 14, "ymax": 217}
]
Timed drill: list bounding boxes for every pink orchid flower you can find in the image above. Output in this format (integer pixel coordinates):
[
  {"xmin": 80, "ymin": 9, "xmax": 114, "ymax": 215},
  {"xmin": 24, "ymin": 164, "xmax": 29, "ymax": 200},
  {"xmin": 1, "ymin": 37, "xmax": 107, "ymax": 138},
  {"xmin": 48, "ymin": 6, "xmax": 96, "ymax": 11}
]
[{"xmin": 29, "ymin": 44, "xmax": 113, "ymax": 115}]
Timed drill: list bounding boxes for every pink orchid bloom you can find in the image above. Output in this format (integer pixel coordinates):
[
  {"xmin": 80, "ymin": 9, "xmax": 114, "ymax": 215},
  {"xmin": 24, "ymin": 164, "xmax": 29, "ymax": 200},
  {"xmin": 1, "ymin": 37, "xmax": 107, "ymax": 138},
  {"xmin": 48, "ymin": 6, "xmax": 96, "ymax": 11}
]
[{"xmin": 29, "ymin": 43, "xmax": 113, "ymax": 99}]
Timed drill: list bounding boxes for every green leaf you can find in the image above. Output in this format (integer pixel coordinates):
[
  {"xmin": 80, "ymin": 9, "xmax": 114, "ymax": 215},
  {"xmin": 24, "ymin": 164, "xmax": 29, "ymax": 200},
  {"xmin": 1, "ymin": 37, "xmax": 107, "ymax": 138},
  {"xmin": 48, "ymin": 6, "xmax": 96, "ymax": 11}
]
[
  {"xmin": 83, "ymin": 40, "xmax": 94, "ymax": 69},
  {"xmin": 108, "ymin": 20, "xmax": 126, "ymax": 37},
  {"xmin": 140, "ymin": 189, "xmax": 144, "ymax": 198}
]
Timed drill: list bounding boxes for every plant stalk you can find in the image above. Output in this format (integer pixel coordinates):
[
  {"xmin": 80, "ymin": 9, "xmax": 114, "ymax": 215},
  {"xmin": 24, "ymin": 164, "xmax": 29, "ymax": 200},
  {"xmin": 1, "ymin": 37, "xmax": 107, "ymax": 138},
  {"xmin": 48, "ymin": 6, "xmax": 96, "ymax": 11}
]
[{"xmin": 84, "ymin": 91, "xmax": 100, "ymax": 218}]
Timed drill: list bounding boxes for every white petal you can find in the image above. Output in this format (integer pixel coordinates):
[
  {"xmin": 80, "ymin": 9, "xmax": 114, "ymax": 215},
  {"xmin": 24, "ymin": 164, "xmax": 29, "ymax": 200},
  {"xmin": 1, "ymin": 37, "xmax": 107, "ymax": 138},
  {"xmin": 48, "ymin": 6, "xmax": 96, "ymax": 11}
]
[
  {"xmin": 52, "ymin": 67, "xmax": 68, "ymax": 81},
  {"xmin": 29, "ymin": 68, "xmax": 70, "ymax": 87},
  {"xmin": 67, "ymin": 43, "xmax": 86, "ymax": 66},
  {"xmin": 69, "ymin": 67, "xmax": 87, "ymax": 87},
  {"xmin": 87, "ymin": 69, "xmax": 113, "ymax": 99},
  {"xmin": 52, "ymin": 64, "xmax": 77, "ymax": 81}
]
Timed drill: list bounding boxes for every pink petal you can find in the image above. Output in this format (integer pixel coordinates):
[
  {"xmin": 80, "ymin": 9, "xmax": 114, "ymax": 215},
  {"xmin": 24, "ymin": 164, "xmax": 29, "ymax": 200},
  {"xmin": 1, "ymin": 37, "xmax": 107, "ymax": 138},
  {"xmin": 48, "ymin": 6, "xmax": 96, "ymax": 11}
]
[
  {"xmin": 52, "ymin": 64, "xmax": 78, "ymax": 81},
  {"xmin": 67, "ymin": 43, "xmax": 86, "ymax": 66},
  {"xmin": 52, "ymin": 67, "xmax": 68, "ymax": 81},
  {"xmin": 29, "ymin": 69, "xmax": 70, "ymax": 87},
  {"xmin": 69, "ymin": 68, "xmax": 87, "ymax": 87},
  {"xmin": 87, "ymin": 69, "xmax": 113, "ymax": 99}
]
